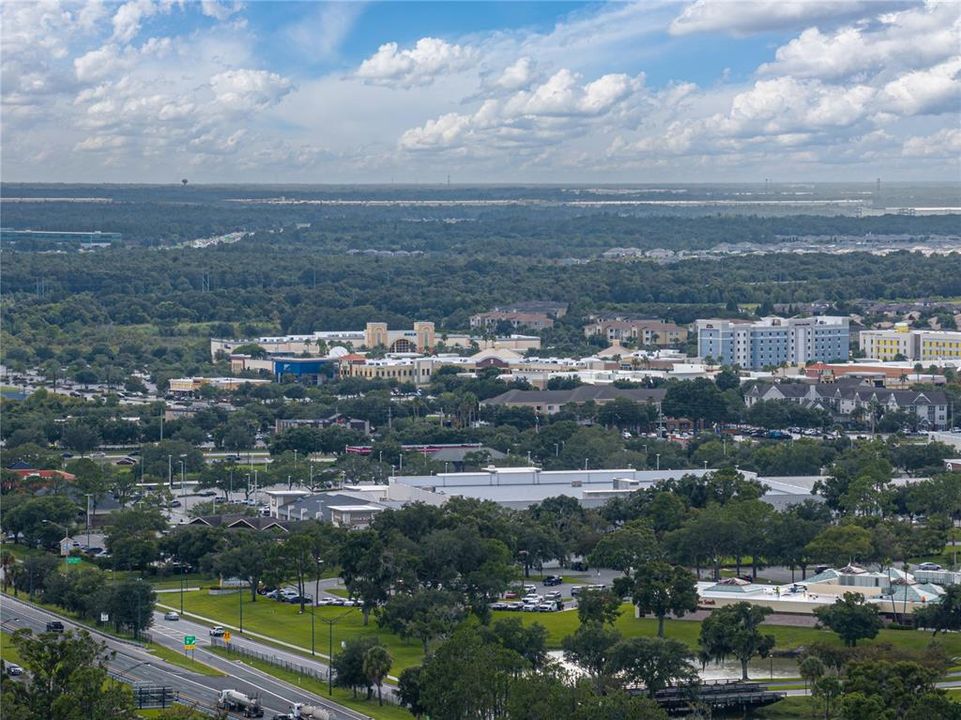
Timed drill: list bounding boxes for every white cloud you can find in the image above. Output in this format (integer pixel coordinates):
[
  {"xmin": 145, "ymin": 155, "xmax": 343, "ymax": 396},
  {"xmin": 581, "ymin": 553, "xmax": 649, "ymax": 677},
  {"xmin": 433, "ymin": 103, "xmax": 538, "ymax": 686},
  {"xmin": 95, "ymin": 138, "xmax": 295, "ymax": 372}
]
[
  {"xmin": 209, "ymin": 69, "xmax": 292, "ymax": 112},
  {"xmin": 401, "ymin": 69, "xmax": 642, "ymax": 152},
  {"xmin": 356, "ymin": 37, "xmax": 475, "ymax": 87},
  {"xmin": 286, "ymin": 2, "xmax": 365, "ymax": 62},
  {"xmin": 902, "ymin": 127, "xmax": 961, "ymax": 157},
  {"xmin": 760, "ymin": 3, "xmax": 961, "ymax": 80},
  {"xmin": 670, "ymin": 0, "xmax": 907, "ymax": 36},
  {"xmin": 111, "ymin": 0, "xmax": 161, "ymax": 44},
  {"xmin": 881, "ymin": 57, "xmax": 961, "ymax": 116},
  {"xmin": 201, "ymin": 1, "xmax": 244, "ymax": 22},
  {"xmin": 496, "ymin": 57, "xmax": 536, "ymax": 90}
]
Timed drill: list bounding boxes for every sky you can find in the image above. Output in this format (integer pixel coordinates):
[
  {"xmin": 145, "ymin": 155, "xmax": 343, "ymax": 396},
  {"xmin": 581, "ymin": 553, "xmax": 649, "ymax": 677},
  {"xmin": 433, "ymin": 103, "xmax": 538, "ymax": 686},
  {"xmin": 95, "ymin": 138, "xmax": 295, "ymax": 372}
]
[{"xmin": 2, "ymin": 0, "xmax": 959, "ymax": 183}]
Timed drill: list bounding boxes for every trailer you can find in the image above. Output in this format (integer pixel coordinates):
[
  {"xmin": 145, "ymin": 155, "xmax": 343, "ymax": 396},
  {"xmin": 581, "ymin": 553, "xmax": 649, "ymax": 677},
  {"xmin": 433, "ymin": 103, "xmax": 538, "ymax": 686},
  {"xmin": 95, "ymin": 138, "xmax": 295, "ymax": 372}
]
[
  {"xmin": 291, "ymin": 702, "xmax": 331, "ymax": 720},
  {"xmin": 218, "ymin": 689, "xmax": 264, "ymax": 718}
]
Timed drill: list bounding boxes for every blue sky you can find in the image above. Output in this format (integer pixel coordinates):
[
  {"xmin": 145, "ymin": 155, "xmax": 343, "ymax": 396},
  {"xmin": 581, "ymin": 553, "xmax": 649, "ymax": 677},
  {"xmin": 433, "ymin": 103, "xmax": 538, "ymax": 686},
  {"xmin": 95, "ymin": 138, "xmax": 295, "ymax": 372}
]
[{"xmin": 2, "ymin": 1, "xmax": 959, "ymax": 182}]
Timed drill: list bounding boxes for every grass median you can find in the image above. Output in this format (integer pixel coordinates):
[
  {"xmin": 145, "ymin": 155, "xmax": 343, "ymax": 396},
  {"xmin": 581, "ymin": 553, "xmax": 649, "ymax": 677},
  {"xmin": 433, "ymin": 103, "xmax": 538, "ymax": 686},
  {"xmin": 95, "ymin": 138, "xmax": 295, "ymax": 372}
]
[
  {"xmin": 1, "ymin": 630, "xmax": 23, "ymax": 665},
  {"xmin": 145, "ymin": 641, "xmax": 225, "ymax": 676}
]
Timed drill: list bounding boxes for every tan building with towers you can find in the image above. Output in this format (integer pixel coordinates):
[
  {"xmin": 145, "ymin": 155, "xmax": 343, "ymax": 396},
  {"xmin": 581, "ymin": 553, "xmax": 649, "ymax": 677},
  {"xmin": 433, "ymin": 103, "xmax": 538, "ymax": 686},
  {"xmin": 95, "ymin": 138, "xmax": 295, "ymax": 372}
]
[{"xmin": 364, "ymin": 322, "xmax": 437, "ymax": 353}]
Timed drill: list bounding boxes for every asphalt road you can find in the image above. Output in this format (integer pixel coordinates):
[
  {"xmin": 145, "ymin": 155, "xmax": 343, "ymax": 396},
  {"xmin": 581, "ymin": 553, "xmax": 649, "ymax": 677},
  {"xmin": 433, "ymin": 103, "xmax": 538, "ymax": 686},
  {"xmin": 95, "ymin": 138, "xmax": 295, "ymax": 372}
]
[{"xmin": 1, "ymin": 594, "xmax": 373, "ymax": 720}]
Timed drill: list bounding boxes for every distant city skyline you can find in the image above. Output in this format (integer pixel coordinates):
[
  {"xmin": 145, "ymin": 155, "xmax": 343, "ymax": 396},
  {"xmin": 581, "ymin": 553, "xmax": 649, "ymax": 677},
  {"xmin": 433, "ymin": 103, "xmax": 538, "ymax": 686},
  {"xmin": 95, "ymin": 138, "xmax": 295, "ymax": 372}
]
[{"xmin": 3, "ymin": 0, "xmax": 959, "ymax": 183}]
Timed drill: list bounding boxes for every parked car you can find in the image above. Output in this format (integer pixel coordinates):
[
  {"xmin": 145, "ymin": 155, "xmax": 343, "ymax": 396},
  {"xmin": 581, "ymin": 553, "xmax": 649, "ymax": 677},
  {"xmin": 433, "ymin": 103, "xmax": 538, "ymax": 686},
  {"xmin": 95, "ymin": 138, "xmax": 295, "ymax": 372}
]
[
  {"xmin": 536, "ymin": 603, "xmax": 556, "ymax": 612},
  {"xmin": 918, "ymin": 562, "xmax": 943, "ymax": 571},
  {"xmin": 504, "ymin": 591, "xmax": 519, "ymax": 599},
  {"xmin": 6, "ymin": 664, "xmax": 23, "ymax": 677},
  {"xmin": 163, "ymin": 611, "xmax": 180, "ymax": 621},
  {"xmin": 490, "ymin": 602, "xmax": 509, "ymax": 610},
  {"xmin": 316, "ymin": 598, "xmax": 336, "ymax": 606},
  {"xmin": 570, "ymin": 585, "xmax": 585, "ymax": 597},
  {"xmin": 286, "ymin": 595, "xmax": 313, "ymax": 605},
  {"xmin": 209, "ymin": 626, "xmax": 226, "ymax": 637},
  {"xmin": 543, "ymin": 575, "xmax": 563, "ymax": 586},
  {"xmin": 45, "ymin": 621, "xmax": 65, "ymax": 633},
  {"xmin": 545, "ymin": 591, "xmax": 562, "ymax": 601},
  {"xmin": 570, "ymin": 560, "xmax": 588, "ymax": 572},
  {"xmin": 521, "ymin": 603, "xmax": 538, "ymax": 612}
]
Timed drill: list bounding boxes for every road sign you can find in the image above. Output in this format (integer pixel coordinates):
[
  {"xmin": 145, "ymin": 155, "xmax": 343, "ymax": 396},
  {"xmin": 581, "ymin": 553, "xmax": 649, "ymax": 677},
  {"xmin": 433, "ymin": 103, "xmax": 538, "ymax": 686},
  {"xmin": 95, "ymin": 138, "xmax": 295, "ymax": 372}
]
[
  {"xmin": 183, "ymin": 643, "xmax": 195, "ymax": 652},
  {"xmin": 184, "ymin": 635, "xmax": 196, "ymax": 645},
  {"xmin": 100, "ymin": 612, "xmax": 109, "ymax": 623},
  {"xmin": 65, "ymin": 556, "xmax": 81, "ymax": 565},
  {"xmin": 223, "ymin": 631, "xmax": 232, "ymax": 643}
]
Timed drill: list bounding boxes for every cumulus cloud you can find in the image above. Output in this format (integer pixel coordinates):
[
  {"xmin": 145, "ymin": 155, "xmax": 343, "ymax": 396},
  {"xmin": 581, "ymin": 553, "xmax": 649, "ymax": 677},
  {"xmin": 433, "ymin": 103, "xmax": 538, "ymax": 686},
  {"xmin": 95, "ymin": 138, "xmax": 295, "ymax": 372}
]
[
  {"xmin": 209, "ymin": 69, "xmax": 292, "ymax": 112},
  {"xmin": 670, "ymin": 0, "xmax": 907, "ymax": 36},
  {"xmin": 496, "ymin": 57, "xmax": 536, "ymax": 90},
  {"xmin": 760, "ymin": 3, "xmax": 961, "ymax": 80},
  {"xmin": 111, "ymin": 0, "xmax": 161, "ymax": 44},
  {"xmin": 881, "ymin": 58, "xmax": 961, "ymax": 116},
  {"xmin": 401, "ymin": 69, "xmax": 643, "ymax": 152},
  {"xmin": 356, "ymin": 37, "xmax": 475, "ymax": 87}
]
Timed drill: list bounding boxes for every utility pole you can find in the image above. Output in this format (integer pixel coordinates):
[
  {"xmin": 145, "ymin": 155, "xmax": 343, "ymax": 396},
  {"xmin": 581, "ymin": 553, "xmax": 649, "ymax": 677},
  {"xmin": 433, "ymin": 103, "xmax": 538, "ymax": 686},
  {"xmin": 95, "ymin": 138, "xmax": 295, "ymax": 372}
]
[{"xmin": 85, "ymin": 493, "xmax": 93, "ymax": 548}]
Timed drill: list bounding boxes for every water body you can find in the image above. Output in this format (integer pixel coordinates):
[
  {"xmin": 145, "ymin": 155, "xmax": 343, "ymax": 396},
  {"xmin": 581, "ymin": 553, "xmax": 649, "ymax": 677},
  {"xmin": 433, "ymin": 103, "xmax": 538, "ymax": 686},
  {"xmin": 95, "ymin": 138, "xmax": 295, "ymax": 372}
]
[{"xmin": 547, "ymin": 650, "xmax": 799, "ymax": 682}]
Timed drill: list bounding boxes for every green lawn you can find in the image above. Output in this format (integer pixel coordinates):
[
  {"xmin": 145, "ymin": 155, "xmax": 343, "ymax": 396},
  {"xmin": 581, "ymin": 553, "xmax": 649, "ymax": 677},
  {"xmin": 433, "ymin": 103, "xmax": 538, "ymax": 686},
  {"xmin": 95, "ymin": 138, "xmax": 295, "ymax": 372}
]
[
  {"xmin": 146, "ymin": 642, "xmax": 225, "ymax": 676},
  {"xmin": 1, "ymin": 631, "xmax": 23, "ymax": 666},
  {"xmin": 747, "ymin": 696, "xmax": 814, "ymax": 718},
  {"xmin": 168, "ymin": 590, "xmax": 426, "ymax": 673},
  {"xmin": 208, "ymin": 647, "xmax": 412, "ymax": 720}
]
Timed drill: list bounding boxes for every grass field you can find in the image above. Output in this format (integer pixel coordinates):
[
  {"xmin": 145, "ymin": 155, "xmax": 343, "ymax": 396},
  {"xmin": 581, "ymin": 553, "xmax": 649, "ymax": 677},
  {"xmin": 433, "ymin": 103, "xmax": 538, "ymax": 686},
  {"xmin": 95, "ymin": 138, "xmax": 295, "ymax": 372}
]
[
  {"xmin": 146, "ymin": 642, "xmax": 225, "ymax": 676},
  {"xmin": 1, "ymin": 631, "xmax": 23, "ymax": 666},
  {"xmin": 207, "ymin": 646, "xmax": 412, "ymax": 720},
  {"xmin": 747, "ymin": 696, "xmax": 814, "ymax": 718},
  {"xmin": 165, "ymin": 590, "xmax": 961, "ymax": 677}
]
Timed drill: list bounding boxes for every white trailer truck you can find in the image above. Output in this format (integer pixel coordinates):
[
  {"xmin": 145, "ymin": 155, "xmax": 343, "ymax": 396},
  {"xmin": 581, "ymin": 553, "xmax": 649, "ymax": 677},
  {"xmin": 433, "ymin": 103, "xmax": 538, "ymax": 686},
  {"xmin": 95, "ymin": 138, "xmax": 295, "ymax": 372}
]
[{"xmin": 217, "ymin": 688, "xmax": 264, "ymax": 717}]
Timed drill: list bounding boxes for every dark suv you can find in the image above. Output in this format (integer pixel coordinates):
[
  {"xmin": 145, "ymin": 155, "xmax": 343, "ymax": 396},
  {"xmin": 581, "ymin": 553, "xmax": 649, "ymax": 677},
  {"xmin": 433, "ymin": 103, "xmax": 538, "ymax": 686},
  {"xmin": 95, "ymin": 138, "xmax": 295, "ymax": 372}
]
[
  {"xmin": 45, "ymin": 621, "xmax": 65, "ymax": 633},
  {"xmin": 542, "ymin": 575, "xmax": 563, "ymax": 586}
]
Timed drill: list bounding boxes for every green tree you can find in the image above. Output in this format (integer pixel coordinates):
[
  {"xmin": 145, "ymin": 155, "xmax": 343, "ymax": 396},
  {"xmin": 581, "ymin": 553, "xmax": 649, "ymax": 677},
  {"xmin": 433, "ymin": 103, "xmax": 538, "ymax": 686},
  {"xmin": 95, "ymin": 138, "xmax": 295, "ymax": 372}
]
[
  {"xmin": 208, "ymin": 531, "xmax": 276, "ymax": 602},
  {"xmin": 606, "ymin": 636, "xmax": 697, "ymax": 697},
  {"xmin": 362, "ymin": 645, "xmax": 392, "ymax": 705},
  {"xmin": 2, "ymin": 628, "xmax": 136, "ymax": 720},
  {"xmin": 561, "ymin": 622, "xmax": 621, "ymax": 692},
  {"xmin": 61, "ymin": 421, "xmax": 102, "ymax": 456},
  {"xmin": 576, "ymin": 589, "xmax": 623, "ymax": 626},
  {"xmin": 805, "ymin": 525, "xmax": 873, "ymax": 568},
  {"xmin": 332, "ymin": 636, "xmax": 383, "ymax": 699},
  {"xmin": 627, "ymin": 561, "xmax": 698, "ymax": 637},
  {"xmin": 398, "ymin": 666, "xmax": 427, "ymax": 718},
  {"xmin": 914, "ymin": 584, "xmax": 961, "ymax": 636},
  {"xmin": 699, "ymin": 602, "xmax": 775, "ymax": 680},
  {"xmin": 814, "ymin": 592, "xmax": 883, "ymax": 647},
  {"xmin": 377, "ymin": 589, "xmax": 465, "ymax": 653}
]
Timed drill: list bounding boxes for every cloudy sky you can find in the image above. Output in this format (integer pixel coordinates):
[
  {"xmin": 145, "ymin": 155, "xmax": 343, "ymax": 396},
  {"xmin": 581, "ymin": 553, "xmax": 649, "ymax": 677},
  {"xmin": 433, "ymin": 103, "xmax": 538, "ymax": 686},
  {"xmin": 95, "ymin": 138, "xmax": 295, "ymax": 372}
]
[{"xmin": 3, "ymin": 0, "xmax": 959, "ymax": 183}]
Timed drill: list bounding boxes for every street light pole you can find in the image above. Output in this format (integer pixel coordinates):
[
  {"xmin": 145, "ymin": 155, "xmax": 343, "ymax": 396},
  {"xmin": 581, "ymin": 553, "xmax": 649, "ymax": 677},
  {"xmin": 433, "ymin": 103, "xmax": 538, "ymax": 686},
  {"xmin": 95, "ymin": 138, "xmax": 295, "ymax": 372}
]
[
  {"xmin": 239, "ymin": 584, "xmax": 244, "ymax": 633},
  {"xmin": 317, "ymin": 609, "xmax": 354, "ymax": 696}
]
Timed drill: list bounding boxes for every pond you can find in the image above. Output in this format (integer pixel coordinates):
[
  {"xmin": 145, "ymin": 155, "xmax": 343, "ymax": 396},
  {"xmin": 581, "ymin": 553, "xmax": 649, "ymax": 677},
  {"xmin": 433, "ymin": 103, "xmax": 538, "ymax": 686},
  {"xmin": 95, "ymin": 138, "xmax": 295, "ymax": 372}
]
[{"xmin": 547, "ymin": 651, "xmax": 799, "ymax": 681}]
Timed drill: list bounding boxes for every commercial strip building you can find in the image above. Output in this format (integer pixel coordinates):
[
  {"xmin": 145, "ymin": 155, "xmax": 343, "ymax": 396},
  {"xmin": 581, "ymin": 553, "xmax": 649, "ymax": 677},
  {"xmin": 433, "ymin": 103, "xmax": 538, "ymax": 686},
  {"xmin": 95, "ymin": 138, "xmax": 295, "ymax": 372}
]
[
  {"xmin": 481, "ymin": 385, "xmax": 667, "ymax": 416},
  {"xmin": 698, "ymin": 564, "xmax": 946, "ymax": 616},
  {"xmin": 859, "ymin": 323, "xmax": 961, "ymax": 362},
  {"xmin": 168, "ymin": 377, "xmax": 272, "ymax": 394},
  {"xmin": 696, "ymin": 317, "xmax": 850, "ymax": 369}
]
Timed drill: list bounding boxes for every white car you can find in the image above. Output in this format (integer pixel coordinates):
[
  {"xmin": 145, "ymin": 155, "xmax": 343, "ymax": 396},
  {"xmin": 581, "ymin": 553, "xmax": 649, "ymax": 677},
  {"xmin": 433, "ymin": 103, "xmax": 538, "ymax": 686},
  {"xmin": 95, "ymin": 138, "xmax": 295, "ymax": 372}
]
[
  {"xmin": 209, "ymin": 626, "xmax": 226, "ymax": 637},
  {"xmin": 918, "ymin": 562, "xmax": 943, "ymax": 571},
  {"xmin": 163, "ymin": 611, "xmax": 180, "ymax": 621},
  {"xmin": 6, "ymin": 664, "xmax": 23, "ymax": 677}
]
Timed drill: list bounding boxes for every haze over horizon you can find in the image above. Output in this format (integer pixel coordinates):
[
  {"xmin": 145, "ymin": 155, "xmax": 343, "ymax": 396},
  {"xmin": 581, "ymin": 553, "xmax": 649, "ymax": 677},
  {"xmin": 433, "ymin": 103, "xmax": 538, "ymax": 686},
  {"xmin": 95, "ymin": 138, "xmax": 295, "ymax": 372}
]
[{"xmin": 3, "ymin": 1, "xmax": 960, "ymax": 184}]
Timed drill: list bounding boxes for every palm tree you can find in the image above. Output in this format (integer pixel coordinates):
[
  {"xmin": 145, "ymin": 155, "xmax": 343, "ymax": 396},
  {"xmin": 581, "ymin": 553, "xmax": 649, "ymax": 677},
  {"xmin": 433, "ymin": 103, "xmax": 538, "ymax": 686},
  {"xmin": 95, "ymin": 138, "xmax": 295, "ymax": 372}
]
[
  {"xmin": 363, "ymin": 645, "xmax": 392, "ymax": 705},
  {"xmin": 0, "ymin": 551, "xmax": 15, "ymax": 593}
]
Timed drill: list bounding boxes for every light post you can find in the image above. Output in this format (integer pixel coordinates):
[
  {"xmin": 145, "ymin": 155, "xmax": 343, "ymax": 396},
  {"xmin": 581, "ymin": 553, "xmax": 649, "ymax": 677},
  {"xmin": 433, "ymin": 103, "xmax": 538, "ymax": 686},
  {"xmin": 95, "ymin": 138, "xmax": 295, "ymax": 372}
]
[
  {"xmin": 656, "ymin": 453, "xmax": 661, "ymax": 471},
  {"xmin": 178, "ymin": 455, "xmax": 187, "ymax": 497},
  {"xmin": 117, "ymin": 660, "xmax": 152, "ymax": 681},
  {"xmin": 84, "ymin": 493, "xmax": 93, "ymax": 548},
  {"xmin": 317, "ymin": 609, "xmax": 355, "ymax": 696},
  {"xmin": 239, "ymin": 582, "xmax": 244, "ymax": 633},
  {"xmin": 180, "ymin": 564, "xmax": 186, "ymax": 615},
  {"xmin": 167, "ymin": 454, "xmax": 173, "ymax": 488}
]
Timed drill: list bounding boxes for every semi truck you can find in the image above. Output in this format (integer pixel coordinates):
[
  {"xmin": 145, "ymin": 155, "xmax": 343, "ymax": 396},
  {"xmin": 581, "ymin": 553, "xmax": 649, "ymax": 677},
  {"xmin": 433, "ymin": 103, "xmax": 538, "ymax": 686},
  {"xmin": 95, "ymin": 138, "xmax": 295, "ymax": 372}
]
[
  {"xmin": 271, "ymin": 702, "xmax": 330, "ymax": 720},
  {"xmin": 217, "ymin": 689, "xmax": 264, "ymax": 717}
]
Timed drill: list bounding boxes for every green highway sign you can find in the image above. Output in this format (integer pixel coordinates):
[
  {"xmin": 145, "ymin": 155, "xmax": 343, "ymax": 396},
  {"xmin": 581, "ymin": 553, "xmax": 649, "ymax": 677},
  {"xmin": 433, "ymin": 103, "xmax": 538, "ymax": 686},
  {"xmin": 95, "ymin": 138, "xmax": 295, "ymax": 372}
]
[
  {"xmin": 184, "ymin": 635, "xmax": 196, "ymax": 645},
  {"xmin": 65, "ymin": 556, "xmax": 82, "ymax": 565}
]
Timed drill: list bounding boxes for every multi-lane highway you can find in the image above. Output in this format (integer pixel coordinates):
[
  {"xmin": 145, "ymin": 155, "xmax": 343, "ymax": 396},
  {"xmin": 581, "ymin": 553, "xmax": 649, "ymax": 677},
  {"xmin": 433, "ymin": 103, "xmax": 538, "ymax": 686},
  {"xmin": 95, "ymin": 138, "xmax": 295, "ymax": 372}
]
[{"xmin": 1, "ymin": 594, "xmax": 372, "ymax": 719}]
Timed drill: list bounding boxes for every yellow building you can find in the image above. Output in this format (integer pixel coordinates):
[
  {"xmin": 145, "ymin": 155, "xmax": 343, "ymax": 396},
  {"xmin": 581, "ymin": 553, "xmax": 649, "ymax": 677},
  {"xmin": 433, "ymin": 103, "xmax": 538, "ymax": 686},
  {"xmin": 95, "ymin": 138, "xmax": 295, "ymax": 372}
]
[{"xmin": 860, "ymin": 323, "xmax": 961, "ymax": 362}]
